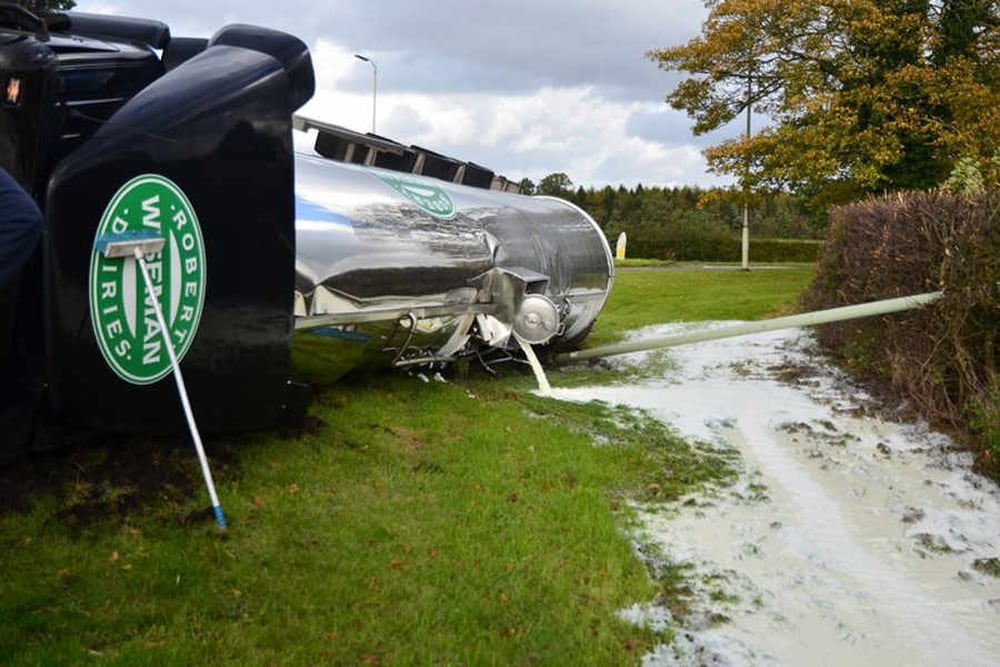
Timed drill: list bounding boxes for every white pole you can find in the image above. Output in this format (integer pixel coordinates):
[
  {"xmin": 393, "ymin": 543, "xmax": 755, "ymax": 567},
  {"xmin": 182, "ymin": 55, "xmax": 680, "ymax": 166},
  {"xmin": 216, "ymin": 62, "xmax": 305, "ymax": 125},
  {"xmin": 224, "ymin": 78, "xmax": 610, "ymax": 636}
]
[
  {"xmin": 741, "ymin": 70, "xmax": 752, "ymax": 271},
  {"xmin": 134, "ymin": 248, "xmax": 227, "ymax": 530},
  {"xmin": 370, "ymin": 60, "xmax": 377, "ymax": 134},
  {"xmin": 354, "ymin": 54, "xmax": 377, "ymax": 134}
]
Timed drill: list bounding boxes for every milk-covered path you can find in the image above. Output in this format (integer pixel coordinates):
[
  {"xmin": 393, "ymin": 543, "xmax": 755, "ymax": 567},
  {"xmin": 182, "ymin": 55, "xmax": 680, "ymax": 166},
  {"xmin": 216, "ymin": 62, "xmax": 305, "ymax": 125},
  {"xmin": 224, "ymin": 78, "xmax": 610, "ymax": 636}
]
[{"xmin": 552, "ymin": 324, "xmax": 1000, "ymax": 666}]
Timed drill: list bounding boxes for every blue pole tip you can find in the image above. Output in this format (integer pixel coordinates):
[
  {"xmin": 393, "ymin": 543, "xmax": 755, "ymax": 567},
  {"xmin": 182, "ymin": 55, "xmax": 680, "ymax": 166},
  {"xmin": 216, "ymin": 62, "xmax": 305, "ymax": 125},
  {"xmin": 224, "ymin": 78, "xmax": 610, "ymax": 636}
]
[{"xmin": 213, "ymin": 506, "xmax": 228, "ymax": 531}]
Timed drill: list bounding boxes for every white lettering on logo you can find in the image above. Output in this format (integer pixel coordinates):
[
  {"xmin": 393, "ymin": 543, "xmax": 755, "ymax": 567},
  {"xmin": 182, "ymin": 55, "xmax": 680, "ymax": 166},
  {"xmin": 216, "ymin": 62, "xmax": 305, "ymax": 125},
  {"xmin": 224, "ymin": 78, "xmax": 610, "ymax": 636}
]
[
  {"xmin": 105, "ymin": 319, "xmax": 123, "ymax": 338},
  {"xmin": 141, "ymin": 286, "xmax": 162, "ymax": 366},
  {"xmin": 145, "ymin": 256, "xmax": 163, "ymax": 283},
  {"xmin": 142, "ymin": 195, "xmax": 161, "ymax": 230}
]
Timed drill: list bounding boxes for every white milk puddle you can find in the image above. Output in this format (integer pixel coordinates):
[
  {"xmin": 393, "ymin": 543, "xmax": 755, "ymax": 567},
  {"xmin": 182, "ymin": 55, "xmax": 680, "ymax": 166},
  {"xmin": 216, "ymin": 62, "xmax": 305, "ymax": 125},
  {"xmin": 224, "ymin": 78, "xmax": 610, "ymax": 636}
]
[{"xmin": 552, "ymin": 323, "xmax": 1000, "ymax": 666}]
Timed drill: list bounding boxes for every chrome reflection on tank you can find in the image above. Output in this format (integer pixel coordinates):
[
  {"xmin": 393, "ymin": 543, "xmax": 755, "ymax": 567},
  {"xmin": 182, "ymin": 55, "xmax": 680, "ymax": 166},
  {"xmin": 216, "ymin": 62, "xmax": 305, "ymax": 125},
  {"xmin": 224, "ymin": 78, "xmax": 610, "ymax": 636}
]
[{"xmin": 292, "ymin": 152, "xmax": 613, "ymax": 380}]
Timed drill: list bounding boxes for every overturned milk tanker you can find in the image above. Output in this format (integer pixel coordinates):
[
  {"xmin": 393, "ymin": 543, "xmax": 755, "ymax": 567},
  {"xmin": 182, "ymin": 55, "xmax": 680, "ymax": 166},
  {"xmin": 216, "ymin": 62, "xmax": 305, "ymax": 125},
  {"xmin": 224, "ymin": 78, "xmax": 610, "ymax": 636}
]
[{"xmin": 0, "ymin": 6, "xmax": 613, "ymax": 457}]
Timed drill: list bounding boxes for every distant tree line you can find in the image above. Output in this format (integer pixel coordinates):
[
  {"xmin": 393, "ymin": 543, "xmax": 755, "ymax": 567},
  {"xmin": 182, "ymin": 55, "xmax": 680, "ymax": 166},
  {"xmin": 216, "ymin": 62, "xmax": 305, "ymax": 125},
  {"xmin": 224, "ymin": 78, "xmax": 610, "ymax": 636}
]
[{"xmin": 520, "ymin": 172, "xmax": 823, "ymax": 261}]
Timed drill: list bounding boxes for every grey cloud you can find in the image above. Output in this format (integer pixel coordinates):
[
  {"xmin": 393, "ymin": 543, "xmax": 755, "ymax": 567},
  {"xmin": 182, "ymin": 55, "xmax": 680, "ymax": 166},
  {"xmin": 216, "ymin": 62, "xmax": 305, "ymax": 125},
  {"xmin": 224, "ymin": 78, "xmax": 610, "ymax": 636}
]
[
  {"xmin": 378, "ymin": 104, "xmax": 434, "ymax": 140},
  {"xmin": 75, "ymin": 0, "xmax": 705, "ymax": 102},
  {"xmin": 625, "ymin": 108, "xmax": 734, "ymax": 149},
  {"xmin": 71, "ymin": 0, "xmax": 720, "ymax": 187}
]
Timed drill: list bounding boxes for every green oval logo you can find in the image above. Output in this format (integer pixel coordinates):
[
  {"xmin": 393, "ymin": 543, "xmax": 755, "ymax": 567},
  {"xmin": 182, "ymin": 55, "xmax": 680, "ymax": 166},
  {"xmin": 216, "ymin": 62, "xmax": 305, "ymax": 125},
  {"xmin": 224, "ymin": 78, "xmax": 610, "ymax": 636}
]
[
  {"xmin": 89, "ymin": 174, "xmax": 206, "ymax": 385},
  {"xmin": 374, "ymin": 173, "xmax": 456, "ymax": 219}
]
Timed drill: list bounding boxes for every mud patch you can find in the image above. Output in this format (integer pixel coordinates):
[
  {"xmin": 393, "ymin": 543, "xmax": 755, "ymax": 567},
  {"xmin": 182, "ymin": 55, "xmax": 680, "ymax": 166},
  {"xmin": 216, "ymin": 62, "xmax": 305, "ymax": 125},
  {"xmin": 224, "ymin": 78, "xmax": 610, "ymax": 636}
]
[{"xmin": 0, "ymin": 435, "xmax": 239, "ymax": 533}]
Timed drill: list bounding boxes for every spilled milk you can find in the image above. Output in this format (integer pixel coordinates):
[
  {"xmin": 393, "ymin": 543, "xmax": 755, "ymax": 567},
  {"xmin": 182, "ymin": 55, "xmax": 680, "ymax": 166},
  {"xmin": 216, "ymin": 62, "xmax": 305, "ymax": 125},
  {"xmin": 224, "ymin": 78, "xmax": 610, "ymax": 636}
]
[{"xmin": 552, "ymin": 323, "xmax": 1000, "ymax": 666}]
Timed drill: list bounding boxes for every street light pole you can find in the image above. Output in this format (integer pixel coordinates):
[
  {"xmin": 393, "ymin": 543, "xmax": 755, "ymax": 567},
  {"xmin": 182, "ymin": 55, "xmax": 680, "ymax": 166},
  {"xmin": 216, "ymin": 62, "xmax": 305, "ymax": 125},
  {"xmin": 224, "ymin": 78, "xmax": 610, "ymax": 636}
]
[
  {"xmin": 741, "ymin": 68, "xmax": 752, "ymax": 271},
  {"xmin": 354, "ymin": 54, "xmax": 377, "ymax": 134}
]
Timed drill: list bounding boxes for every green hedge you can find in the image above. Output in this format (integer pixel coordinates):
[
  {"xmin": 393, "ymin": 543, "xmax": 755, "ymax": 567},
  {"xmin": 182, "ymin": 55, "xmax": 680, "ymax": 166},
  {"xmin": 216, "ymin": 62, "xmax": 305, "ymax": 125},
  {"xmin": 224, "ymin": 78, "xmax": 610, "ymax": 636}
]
[
  {"xmin": 746, "ymin": 238, "xmax": 822, "ymax": 263},
  {"xmin": 642, "ymin": 236, "xmax": 821, "ymax": 263}
]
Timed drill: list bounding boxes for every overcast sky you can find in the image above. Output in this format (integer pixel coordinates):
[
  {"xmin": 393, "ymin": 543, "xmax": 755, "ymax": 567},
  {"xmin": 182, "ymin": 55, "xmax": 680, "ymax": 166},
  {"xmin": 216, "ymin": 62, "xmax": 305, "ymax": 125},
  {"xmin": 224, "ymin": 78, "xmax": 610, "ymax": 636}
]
[{"xmin": 75, "ymin": 0, "xmax": 738, "ymax": 189}]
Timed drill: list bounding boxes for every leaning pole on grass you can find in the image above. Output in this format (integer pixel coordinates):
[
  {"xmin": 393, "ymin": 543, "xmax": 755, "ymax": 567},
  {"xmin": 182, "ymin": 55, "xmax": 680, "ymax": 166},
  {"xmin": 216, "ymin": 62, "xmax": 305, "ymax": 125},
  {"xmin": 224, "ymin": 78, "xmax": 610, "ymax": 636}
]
[{"xmin": 553, "ymin": 291, "xmax": 943, "ymax": 364}]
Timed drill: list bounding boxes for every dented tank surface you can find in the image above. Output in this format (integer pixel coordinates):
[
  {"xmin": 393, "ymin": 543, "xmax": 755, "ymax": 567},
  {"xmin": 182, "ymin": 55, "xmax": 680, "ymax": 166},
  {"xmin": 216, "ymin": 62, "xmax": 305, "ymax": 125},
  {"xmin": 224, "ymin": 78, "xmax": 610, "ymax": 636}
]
[{"xmin": 291, "ymin": 152, "xmax": 613, "ymax": 377}]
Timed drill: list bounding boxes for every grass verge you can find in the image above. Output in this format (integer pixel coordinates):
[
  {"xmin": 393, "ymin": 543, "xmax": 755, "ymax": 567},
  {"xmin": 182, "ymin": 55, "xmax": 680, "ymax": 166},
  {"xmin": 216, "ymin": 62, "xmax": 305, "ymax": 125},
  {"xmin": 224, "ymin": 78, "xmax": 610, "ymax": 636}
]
[
  {"xmin": 586, "ymin": 265, "xmax": 815, "ymax": 348},
  {"xmin": 0, "ymin": 374, "xmax": 735, "ymax": 665}
]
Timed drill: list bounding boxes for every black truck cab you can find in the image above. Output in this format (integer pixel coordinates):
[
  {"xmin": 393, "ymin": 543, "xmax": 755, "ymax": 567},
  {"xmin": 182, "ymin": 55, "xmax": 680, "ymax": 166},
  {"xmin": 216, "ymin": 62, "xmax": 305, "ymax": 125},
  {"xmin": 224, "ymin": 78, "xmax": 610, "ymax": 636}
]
[{"xmin": 0, "ymin": 4, "xmax": 314, "ymax": 458}]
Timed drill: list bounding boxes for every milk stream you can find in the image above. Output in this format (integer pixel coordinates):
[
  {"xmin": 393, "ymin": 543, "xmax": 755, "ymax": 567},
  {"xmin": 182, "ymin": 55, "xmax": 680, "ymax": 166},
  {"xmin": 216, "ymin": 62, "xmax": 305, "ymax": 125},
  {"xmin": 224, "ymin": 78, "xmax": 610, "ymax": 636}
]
[
  {"xmin": 516, "ymin": 334, "xmax": 552, "ymax": 396},
  {"xmin": 553, "ymin": 323, "xmax": 1000, "ymax": 666}
]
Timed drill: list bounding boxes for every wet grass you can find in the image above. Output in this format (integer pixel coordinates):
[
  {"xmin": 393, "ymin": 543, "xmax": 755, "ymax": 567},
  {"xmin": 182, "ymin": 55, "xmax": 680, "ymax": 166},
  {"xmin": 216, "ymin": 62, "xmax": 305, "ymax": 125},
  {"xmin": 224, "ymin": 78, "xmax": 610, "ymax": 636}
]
[
  {"xmin": 614, "ymin": 258, "xmax": 675, "ymax": 268},
  {"xmin": 545, "ymin": 348, "xmax": 679, "ymax": 388},
  {"xmin": 0, "ymin": 262, "xmax": 812, "ymax": 665},
  {"xmin": 972, "ymin": 557, "xmax": 1000, "ymax": 579}
]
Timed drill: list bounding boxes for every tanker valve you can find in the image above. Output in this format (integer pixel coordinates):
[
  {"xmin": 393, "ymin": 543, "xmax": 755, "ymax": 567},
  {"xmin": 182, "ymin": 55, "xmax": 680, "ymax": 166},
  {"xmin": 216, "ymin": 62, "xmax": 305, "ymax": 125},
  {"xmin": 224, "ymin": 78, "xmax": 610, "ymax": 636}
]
[{"xmin": 513, "ymin": 294, "xmax": 561, "ymax": 345}]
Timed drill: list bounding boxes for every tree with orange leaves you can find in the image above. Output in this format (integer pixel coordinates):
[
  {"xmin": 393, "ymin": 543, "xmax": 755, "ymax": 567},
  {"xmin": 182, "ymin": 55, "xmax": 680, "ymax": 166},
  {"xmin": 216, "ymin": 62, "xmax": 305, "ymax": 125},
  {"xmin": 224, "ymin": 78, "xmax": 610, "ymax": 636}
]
[{"xmin": 650, "ymin": 0, "xmax": 999, "ymax": 205}]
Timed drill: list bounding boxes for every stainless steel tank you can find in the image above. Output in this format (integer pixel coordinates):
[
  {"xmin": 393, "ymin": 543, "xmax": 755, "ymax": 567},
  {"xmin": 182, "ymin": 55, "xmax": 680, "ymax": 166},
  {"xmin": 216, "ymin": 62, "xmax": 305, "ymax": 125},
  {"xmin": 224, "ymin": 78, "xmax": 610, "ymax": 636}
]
[{"xmin": 292, "ymin": 151, "xmax": 613, "ymax": 382}]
